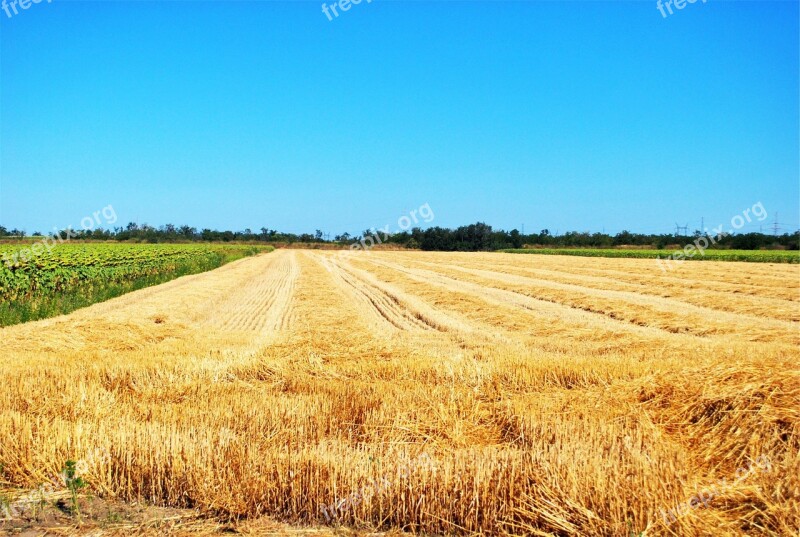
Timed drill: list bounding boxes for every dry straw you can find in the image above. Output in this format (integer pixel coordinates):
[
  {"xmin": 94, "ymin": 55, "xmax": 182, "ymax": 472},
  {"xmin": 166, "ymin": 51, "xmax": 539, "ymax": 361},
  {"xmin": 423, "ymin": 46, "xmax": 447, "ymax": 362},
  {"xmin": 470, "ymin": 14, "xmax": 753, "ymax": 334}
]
[{"xmin": 1, "ymin": 250, "xmax": 797, "ymax": 535}]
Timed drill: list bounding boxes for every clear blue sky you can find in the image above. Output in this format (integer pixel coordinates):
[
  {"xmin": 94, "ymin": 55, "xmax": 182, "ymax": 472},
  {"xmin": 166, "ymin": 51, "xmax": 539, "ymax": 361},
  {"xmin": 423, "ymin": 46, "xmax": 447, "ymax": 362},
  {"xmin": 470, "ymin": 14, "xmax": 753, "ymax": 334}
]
[{"xmin": 1, "ymin": 0, "xmax": 798, "ymax": 236}]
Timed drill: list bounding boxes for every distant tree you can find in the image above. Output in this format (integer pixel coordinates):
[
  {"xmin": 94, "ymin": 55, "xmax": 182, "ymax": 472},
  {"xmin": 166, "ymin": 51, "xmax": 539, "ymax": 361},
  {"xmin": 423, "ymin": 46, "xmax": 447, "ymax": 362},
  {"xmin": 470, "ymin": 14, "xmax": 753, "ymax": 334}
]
[
  {"xmin": 730, "ymin": 233, "xmax": 763, "ymax": 250},
  {"xmin": 179, "ymin": 225, "xmax": 196, "ymax": 239},
  {"xmin": 613, "ymin": 230, "xmax": 634, "ymax": 246},
  {"xmin": 92, "ymin": 228, "xmax": 108, "ymax": 240}
]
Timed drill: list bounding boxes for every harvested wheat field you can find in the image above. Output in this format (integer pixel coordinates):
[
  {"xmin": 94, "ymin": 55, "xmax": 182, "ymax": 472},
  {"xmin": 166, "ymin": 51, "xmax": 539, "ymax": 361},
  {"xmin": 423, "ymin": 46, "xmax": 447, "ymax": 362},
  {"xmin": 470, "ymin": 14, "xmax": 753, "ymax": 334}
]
[{"xmin": 1, "ymin": 249, "xmax": 798, "ymax": 536}]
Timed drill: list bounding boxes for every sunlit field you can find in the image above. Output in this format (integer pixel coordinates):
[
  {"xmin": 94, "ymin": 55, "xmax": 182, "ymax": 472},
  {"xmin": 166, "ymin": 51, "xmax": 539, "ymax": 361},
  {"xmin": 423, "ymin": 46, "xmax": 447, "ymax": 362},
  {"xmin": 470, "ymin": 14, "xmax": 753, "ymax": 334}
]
[{"xmin": 1, "ymin": 250, "xmax": 797, "ymax": 536}]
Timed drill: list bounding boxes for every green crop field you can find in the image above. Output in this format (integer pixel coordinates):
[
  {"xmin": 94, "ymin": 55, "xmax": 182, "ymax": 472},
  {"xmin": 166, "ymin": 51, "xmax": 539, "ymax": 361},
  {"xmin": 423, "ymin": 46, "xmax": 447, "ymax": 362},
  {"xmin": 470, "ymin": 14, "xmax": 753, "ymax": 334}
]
[
  {"xmin": 0, "ymin": 243, "xmax": 272, "ymax": 326},
  {"xmin": 501, "ymin": 248, "xmax": 800, "ymax": 263}
]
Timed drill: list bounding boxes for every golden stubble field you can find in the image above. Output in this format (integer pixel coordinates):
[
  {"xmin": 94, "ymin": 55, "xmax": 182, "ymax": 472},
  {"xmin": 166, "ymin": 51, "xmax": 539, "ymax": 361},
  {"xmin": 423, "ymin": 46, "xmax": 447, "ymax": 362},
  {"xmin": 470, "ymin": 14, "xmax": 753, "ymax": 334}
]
[{"xmin": 0, "ymin": 250, "xmax": 798, "ymax": 536}]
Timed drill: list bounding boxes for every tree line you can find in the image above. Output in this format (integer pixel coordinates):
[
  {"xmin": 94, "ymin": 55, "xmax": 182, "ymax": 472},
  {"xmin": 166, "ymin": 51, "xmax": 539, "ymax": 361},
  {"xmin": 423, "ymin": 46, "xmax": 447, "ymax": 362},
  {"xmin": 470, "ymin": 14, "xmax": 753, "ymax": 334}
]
[{"xmin": 0, "ymin": 222, "xmax": 797, "ymax": 250}]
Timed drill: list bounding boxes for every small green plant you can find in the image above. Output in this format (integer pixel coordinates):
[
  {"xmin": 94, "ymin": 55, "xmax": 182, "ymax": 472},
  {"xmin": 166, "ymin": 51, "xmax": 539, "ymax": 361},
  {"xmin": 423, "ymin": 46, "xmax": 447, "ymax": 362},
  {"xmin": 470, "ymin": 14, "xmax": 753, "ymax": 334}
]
[
  {"xmin": 32, "ymin": 485, "xmax": 47, "ymax": 522},
  {"xmin": 103, "ymin": 510, "xmax": 123, "ymax": 526},
  {"xmin": 626, "ymin": 520, "xmax": 645, "ymax": 536},
  {"xmin": 0, "ymin": 492, "xmax": 13, "ymax": 520},
  {"xmin": 61, "ymin": 460, "xmax": 87, "ymax": 517}
]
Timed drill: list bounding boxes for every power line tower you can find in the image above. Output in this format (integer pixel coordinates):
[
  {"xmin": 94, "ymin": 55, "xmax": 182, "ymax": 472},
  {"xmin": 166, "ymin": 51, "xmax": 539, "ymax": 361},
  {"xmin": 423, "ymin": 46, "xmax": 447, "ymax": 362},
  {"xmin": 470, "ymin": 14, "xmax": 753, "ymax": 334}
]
[
  {"xmin": 773, "ymin": 213, "xmax": 780, "ymax": 236},
  {"xmin": 675, "ymin": 223, "xmax": 689, "ymax": 237}
]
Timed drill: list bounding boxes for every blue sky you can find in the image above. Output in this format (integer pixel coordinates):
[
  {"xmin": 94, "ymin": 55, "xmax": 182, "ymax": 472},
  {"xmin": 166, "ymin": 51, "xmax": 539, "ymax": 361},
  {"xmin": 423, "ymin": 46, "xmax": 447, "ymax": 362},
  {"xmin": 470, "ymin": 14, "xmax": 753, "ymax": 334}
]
[{"xmin": 1, "ymin": 0, "xmax": 798, "ymax": 236}]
